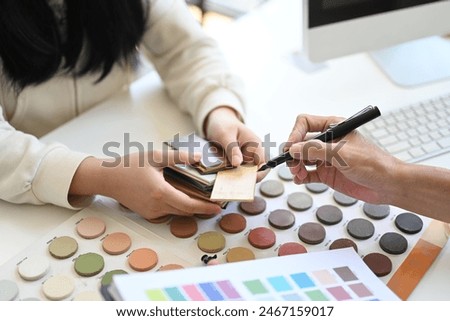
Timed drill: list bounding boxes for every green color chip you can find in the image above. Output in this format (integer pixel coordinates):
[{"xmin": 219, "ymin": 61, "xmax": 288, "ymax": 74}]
[
  {"xmin": 101, "ymin": 269, "xmax": 128, "ymax": 286},
  {"xmin": 243, "ymin": 279, "xmax": 268, "ymax": 294},
  {"xmin": 146, "ymin": 289, "xmax": 168, "ymax": 301},
  {"xmin": 305, "ymin": 290, "xmax": 329, "ymax": 301},
  {"xmin": 74, "ymin": 252, "xmax": 105, "ymax": 277}
]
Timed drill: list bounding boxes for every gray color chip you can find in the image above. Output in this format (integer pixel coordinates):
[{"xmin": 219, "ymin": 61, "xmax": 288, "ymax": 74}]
[
  {"xmin": 0, "ymin": 279, "xmax": 19, "ymax": 301},
  {"xmin": 287, "ymin": 192, "xmax": 313, "ymax": 211},
  {"xmin": 298, "ymin": 222, "xmax": 326, "ymax": 245},
  {"xmin": 333, "ymin": 191, "xmax": 358, "ymax": 206},
  {"xmin": 305, "ymin": 183, "xmax": 329, "ymax": 193},
  {"xmin": 379, "ymin": 232, "xmax": 408, "ymax": 255},
  {"xmin": 259, "ymin": 180, "xmax": 284, "ymax": 197},
  {"xmin": 277, "ymin": 165, "xmax": 294, "ymax": 181},
  {"xmin": 363, "ymin": 203, "xmax": 390, "ymax": 220},
  {"xmin": 346, "ymin": 218, "xmax": 375, "ymax": 240},
  {"xmin": 316, "ymin": 205, "xmax": 343, "ymax": 225},
  {"xmin": 268, "ymin": 209, "xmax": 295, "ymax": 230},
  {"xmin": 395, "ymin": 212, "xmax": 423, "ymax": 234}
]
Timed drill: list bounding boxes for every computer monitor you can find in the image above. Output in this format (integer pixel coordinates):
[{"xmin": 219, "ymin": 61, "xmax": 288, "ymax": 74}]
[{"xmin": 302, "ymin": 0, "xmax": 450, "ymax": 87}]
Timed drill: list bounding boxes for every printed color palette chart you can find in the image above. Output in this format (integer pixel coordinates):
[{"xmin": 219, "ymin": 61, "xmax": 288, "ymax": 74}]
[{"xmin": 110, "ymin": 248, "xmax": 400, "ymax": 301}]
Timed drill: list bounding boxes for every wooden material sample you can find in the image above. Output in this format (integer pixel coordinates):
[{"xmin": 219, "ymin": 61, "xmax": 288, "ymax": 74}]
[{"xmin": 210, "ymin": 164, "xmax": 257, "ymax": 201}]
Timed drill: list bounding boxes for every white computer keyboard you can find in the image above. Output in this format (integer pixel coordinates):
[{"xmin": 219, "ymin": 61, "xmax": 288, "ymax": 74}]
[{"xmin": 359, "ymin": 93, "xmax": 450, "ymax": 163}]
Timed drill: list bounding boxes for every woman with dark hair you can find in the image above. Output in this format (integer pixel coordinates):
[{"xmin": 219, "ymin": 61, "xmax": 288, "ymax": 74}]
[{"xmin": 0, "ymin": 0, "xmax": 265, "ymax": 219}]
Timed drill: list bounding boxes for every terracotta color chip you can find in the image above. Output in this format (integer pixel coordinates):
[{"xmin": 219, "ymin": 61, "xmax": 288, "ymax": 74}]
[
  {"xmin": 195, "ymin": 213, "xmax": 218, "ymax": 220},
  {"xmin": 259, "ymin": 180, "xmax": 284, "ymax": 197},
  {"xmin": 268, "ymin": 209, "xmax": 295, "ymax": 230},
  {"xmin": 146, "ymin": 215, "xmax": 172, "ymax": 224},
  {"xmin": 197, "ymin": 231, "xmax": 226, "ymax": 253},
  {"xmin": 333, "ymin": 191, "xmax": 358, "ymax": 206},
  {"xmin": 170, "ymin": 216, "xmax": 198, "ymax": 238},
  {"xmin": 48, "ymin": 236, "xmax": 78, "ymax": 259},
  {"xmin": 226, "ymin": 247, "xmax": 255, "ymax": 262},
  {"xmin": 239, "ymin": 196, "xmax": 266, "ymax": 215},
  {"xmin": 76, "ymin": 216, "xmax": 106, "ymax": 239},
  {"xmin": 298, "ymin": 222, "xmax": 326, "ymax": 245},
  {"xmin": 379, "ymin": 232, "xmax": 408, "ymax": 254},
  {"xmin": 128, "ymin": 248, "xmax": 159, "ymax": 272},
  {"xmin": 363, "ymin": 203, "xmax": 390, "ymax": 220},
  {"xmin": 395, "ymin": 212, "xmax": 423, "ymax": 234},
  {"xmin": 305, "ymin": 183, "xmax": 329, "ymax": 193},
  {"xmin": 219, "ymin": 213, "xmax": 247, "ymax": 233},
  {"xmin": 278, "ymin": 242, "xmax": 307, "ymax": 256},
  {"xmin": 158, "ymin": 264, "xmax": 184, "ymax": 271},
  {"xmin": 102, "ymin": 232, "xmax": 132, "ymax": 255},
  {"xmin": 363, "ymin": 252, "xmax": 392, "ymax": 277},
  {"xmin": 248, "ymin": 227, "xmax": 276, "ymax": 249},
  {"xmin": 346, "ymin": 218, "xmax": 375, "ymax": 240},
  {"xmin": 329, "ymin": 238, "xmax": 358, "ymax": 253},
  {"xmin": 74, "ymin": 252, "xmax": 105, "ymax": 277},
  {"xmin": 287, "ymin": 192, "xmax": 313, "ymax": 211},
  {"xmin": 316, "ymin": 205, "xmax": 343, "ymax": 225}
]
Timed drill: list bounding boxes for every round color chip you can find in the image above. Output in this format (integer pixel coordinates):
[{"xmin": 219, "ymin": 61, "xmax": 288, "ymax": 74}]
[
  {"xmin": 395, "ymin": 212, "xmax": 423, "ymax": 234},
  {"xmin": 48, "ymin": 236, "xmax": 78, "ymax": 259},
  {"xmin": 248, "ymin": 227, "xmax": 276, "ymax": 249},
  {"xmin": 42, "ymin": 275, "xmax": 75, "ymax": 300},
  {"xmin": 239, "ymin": 196, "xmax": 266, "ymax": 215},
  {"xmin": 195, "ymin": 213, "xmax": 218, "ymax": 220},
  {"xmin": 363, "ymin": 252, "xmax": 393, "ymax": 277},
  {"xmin": 101, "ymin": 269, "xmax": 128, "ymax": 287},
  {"xmin": 363, "ymin": 203, "xmax": 390, "ymax": 220},
  {"xmin": 277, "ymin": 165, "xmax": 294, "ymax": 181},
  {"xmin": 128, "ymin": 248, "xmax": 159, "ymax": 272},
  {"xmin": 102, "ymin": 232, "xmax": 132, "ymax": 255},
  {"xmin": 17, "ymin": 256, "xmax": 50, "ymax": 281},
  {"xmin": 0, "ymin": 280, "xmax": 19, "ymax": 301},
  {"xmin": 158, "ymin": 264, "xmax": 184, "ymax": 271},
  {"xmin": 305, "ymin": 183, "xmax": 329, "ymax": 193},
  {"xmin": 346, "ymin": 218, "xmax": 375, "ymax": 240},
  {"xmin": 379, "ymin": 232, "xmax": 408, "ymax": 255},
  {"xmin": 74, "ymin": 252, "xmax": 105, "ymax": 277},
  {"xmin": 73, "ymin": 291, "xmax": 103, "ymax": 301},
  {"xmin": 226, "ymin": 247, "xmax": 255, "ymax": 262},
  {"xmin": 329, "ymin": 238, "xmax": 358, "ymax": 253},
  {"xmin": 298, "ymin": 222, "xmax": 326, "ymax": 245},
  {"xmin": 146, "ymin": 215, "xmax": 172, "ymax": 224},
  {"xmin": 268, "ymin": 209, "xmax": 295, "ymax": 230},
  {"xmin": 169, "ymin": 216, "xmax": 198, "ymax": 238},
  {"xmin": 76, "ymin": 216, "xmax": 106, "ymax": 239},
  {"xmin": 219, "ymin": 213, "xmax": 247, "ymax": 234},
  {"xmin": 333, "ymin": 191, "xmax": 358, "ymax": 206},
  {"xmin": 278, "ymin": 242, "xmax": 307, "ymax": 256},
  {"xmin": 316, "ymin": 205, "xmax": 343, "ymax": 225},
  {"xmin": 287, "ymin": 192, "xmax": 313, "ymax": 211},
  {"xmin": 197, "ymin": 231, "xmax": 226, "ymax": 253},
  {"xmin": 259, "ymin": 179, "xmax": 284, "ymax": 197}
]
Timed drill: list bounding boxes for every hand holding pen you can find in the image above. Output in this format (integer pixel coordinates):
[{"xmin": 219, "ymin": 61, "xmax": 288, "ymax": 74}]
[{"xmin": 258, "ymin": 106, "xmax": 381, "ymax": 172}]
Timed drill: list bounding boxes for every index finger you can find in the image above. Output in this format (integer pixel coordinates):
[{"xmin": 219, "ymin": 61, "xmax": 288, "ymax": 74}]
[{"xmin": 287, "ymin": 114, "xmax": 344, "ymax": 144}]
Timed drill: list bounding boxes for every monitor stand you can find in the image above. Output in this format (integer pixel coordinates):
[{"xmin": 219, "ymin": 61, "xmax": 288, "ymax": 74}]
[{"xmin": 369, "ymin": 36, "xmax": 450, "ymax": 87}]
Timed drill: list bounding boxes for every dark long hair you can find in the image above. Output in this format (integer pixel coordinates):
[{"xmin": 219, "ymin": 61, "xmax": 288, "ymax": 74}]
[{"xmin": 0, "ymin": 0, "xmax": 147, "ymax": 89}]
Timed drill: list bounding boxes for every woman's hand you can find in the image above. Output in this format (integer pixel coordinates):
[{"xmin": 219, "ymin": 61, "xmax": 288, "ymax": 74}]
[{"xmin": 70, "ymin": 150, "xmax": 223, "ymax": 220}]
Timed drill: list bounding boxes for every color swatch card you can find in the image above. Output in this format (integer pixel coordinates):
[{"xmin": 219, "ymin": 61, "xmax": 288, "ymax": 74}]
[{"xmin": 110, "ymin": 248, "xmax": 400, "ymax": 301}]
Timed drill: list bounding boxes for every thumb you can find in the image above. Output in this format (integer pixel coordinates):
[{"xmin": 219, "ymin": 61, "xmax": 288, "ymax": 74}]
[{"xmin": 289, "ymin": 140, "xmax": 328, "ymax": 163}]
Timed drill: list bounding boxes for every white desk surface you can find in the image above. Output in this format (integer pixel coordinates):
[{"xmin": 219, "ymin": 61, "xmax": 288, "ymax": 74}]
[{"xmin": 1, "ymin": 0, "xmax": 449, "ymax": 300}]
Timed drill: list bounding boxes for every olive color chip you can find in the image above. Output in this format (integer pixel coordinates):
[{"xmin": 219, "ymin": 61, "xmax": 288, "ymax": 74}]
[
  {"xmin": 219, "ymin": 213, "xmax": 247, "ymax": 233},
  {"xmin": 287, "ymin": 192, "xmax": 313, "ymax": 211},
  {"xmin": 170, "ymin": 216, "xmax": 198, "ymax": 238},
  {"xmin": 346, "ymin": 218, "xmax": 375, "ymax": 240},
  {"xmin": 363, "ymin": 203, "xmax": 390, "ymax": 220},
  {"xmin": 298, "ymin": 222, "xmax": 326, "ymax": 245},
  {"xmin": 277, "ymin": 166, "xmax": 294, "ymax": 181},
  {"xmin": 333, "ymin": 191, "xmax": 358, "ymax": 206},
  {"xmin": 239, "ymin": 196, "xmax": 266, "ymax": 215},
  {"xmin": 128, "ymin": 248, "xmax": 159, "ymax": 272},
  {"xmin": 363, "ymin": 252, "xmax": 392, "ymax": 277},
  {"xmin": 197, "ymin": 231, "xmax": 226, "ymax": 253},
  {"xmin": 329, "ymin": 238, "xmax": 358, "ymax": 253},
  {"xmin": 395, "ymin": 212, "xmax": 423, "ymax": 234},
  {"xmin": 305, "ymin": 183, "xmax": 329, "ymax": 193},
  {"xmin": 101, "ymin": 269, "xmax": 128, "ymax": 286},
  {"xmin": 74, "ymin": 252, "xmax": 105, "ymax": 277},
  {"xmin": 379, "ymin": 232, "xmax": 408, "ymax": 255},
  {"xmin": 248, "ymin": 227, "xmax": 276, "ymax": 249},
  {"xmin": 48, "ymin": 236, "xmax": 78, "ymax": 259},
  {"xmin": 259, "ymin": 180, "xmax": 284, "ymax": 197},
  {"xmin": 278, "ymin": 242, "xmax": 307, "ymax": 256},
  {"xmin": 268, "ymin": 209, "xmax": 295, "ymax": 230},
  {"xmin": 316, "ymin": 205, "xmax": 343, "ymax": 225},
  {"xmin": 226, "ymin": 247, "xmax": 256, "ymax": 262}
]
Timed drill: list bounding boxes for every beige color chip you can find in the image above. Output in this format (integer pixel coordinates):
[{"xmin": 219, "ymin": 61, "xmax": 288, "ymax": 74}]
[
  {"xmin": 210, "ymin": 164, "xmax": 257, "ymax": 201},
  {"xmin": 102, "ymin": 232, "xmax": 132, "ymax": 255},
  {"xmin": 197, "ymin": 231, "xmax": 226, "ymax": 253},
  {"xmin": 158, "ymin": 264, "xmax": 184, "ymax": 271},
  {"xmin": 226, "ymin": 247, "xmax": 255, "ymax": 262},
  {"xmin": 48, "ymin": 236, "xmax": 78, "ymax": 259},
  {"xmin": 42, "ymin": 275, "xmax": 75, "ymax": 301},
  {"xmin": 128, "ymin": 248, "xmax": 159, "ymax": 272},
  {"xmin": 17, "ymin": 256, "xmax": 50, "ymax": 281},
  {"xmin": 76, "ymin": 216, "xmax": 106, "ymax": 239}
]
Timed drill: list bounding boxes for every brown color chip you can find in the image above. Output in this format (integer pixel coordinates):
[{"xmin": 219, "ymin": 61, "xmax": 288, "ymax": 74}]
[
  {"xmin": 128, "ymin": 248, "xmax": 158, "ymax": 272},
  {"xmin": 146, "ymin": 215, "xmax": 172, "ymax": 224},
  {"xmin": 346, "ymin": 218, "xmax": 375, "ymax": 240},
  {"xmin": 379, "ymin": 232, "xmax": 408, "ymax": 255},
  {"xmin": 197, "ymin": 231, "xmax": 226, "ymax": 253},
  {"xmin": 278, "ymin": 242, "xmax": 307, "ymax": 256},
  {"xmin": 329, "ymin": 238, "xmax": 358, "ymax": 253},
  {"xmin": 195, "ymin": 213, "xmax": 218, "ymax": 220},
  {"xmin": 363, "ymin": 252, "xmax": 392, "ymax": 277},
  {"xmin": 395, "ymin": 212, "xmax": 423, "ymax": 234},
  {"xmin": 259, "ymin": 180, "xmax": 284, "ymax": 197},
  {"xmin": 316, "ymin": 205, "xmax": 343, "ymax": 225},
  {"xmin": 248, "ymin": 227, "xmax": 276, "ymax": 249},
  {"xmin": 268, "ymin": 209, "xmax": 295, "ymax": 230},
  {"xmin": 239, "ymin": 196, "xmax": 266, "ymax": 215},
  {"xmin": 170, "ymin": 216, "xmax": 198, "ymax": 238},
  {"xmin": 333, "ymin": 191, "xmax": 358, "ymax": 206},
  {"xmin": 76, "ymin": 216, "xmax": 106, "ymax": 239},
  {"xmin": 219, "ymin": 213, "xmax": 247, "ymax": 234},
  {"xmin": 298, "ymin": 222, "xmax": 326, "ymax": 244},
  {"xmin": 287, "ymin": 192, "xmax": 313, "ymax": 211},
  {"xmin": 102, "ymin": 232, "xmax": 132, "ymax": 255},
  {"xmin": 226, "ymin": 247, "xmax": 255, "ymax": 262},
  {"xmin": 363, "ymin": 203, "xmax": 390, "ymax": 220}
]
